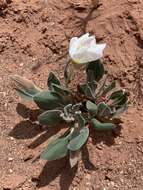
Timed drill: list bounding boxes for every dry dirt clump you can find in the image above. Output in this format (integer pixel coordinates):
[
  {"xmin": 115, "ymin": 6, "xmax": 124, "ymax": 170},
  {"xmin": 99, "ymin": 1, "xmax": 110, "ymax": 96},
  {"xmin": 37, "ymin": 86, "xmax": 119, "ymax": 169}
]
[
  {"xmin": 0, "ymin": 0, "xmax": 11, "ymax": 9},
  {"xmin": 0, "ymin": 0, "xmax": 143, "ymax": 190}
]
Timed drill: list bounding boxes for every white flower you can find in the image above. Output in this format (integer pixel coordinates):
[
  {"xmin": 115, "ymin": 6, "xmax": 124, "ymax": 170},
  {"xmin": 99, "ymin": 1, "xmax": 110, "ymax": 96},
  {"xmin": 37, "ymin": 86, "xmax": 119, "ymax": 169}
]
[{"xmin": 69, "ymin": 33, "xmax": 106, "ymax": 64}]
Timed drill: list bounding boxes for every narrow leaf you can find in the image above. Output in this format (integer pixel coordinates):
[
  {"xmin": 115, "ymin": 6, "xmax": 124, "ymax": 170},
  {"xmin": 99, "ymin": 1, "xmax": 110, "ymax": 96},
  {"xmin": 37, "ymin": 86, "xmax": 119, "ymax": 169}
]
[
  {"xmin": 11, "ymin": 75, "xmax": 41, "ymax": 100},
  {"xmin": 111, "ymin": 93, "xmax": 128, "ymax": 107},
  {"xmin": 110, "ymin": 90, "xmax": 123, "ymax": 100},
  {"xmin": 91, "ymin": 118, "xmax": 116, "ymax": 130},
  {"xmin": 102, "ymin": 80, "xmax": 116, "ymax": 96},
  {"xmin": 47, "ymin": 72, "xmax": 60, "ymax": 90},
  {"xmin": 69, "ymin": 150, "xmax": 80, "ymax": 168},
  {"xmin": 52, "ymin": 84, "xmax": 70, "ymax": 96},
  {"xmin": 86, "ymin": 70, "xmax": 97, "ymax": 92},
  {"xmin": 112, "ymin": 104, "xmax": 128, "ymax": 118},
  {"xmin": 15, "ymin": 88, "xmax": 33, "ymax": 100},
  {"xmin": 78, "ymin": 84, "xmax": 94, "ymax": 98},
  {"xmin": 64, "ymin": 62, "xmax": 74, "ymax": 87}
]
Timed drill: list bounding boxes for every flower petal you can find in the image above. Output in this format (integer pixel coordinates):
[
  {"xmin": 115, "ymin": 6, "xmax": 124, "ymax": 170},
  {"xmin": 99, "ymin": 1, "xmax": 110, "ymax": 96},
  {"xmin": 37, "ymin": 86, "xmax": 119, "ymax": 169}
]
[
  {"xmin": 90, "ymin": 36, "xmax": 96, "ymax": 46},
  {"xmin": 78, "ymin": 34, "xmax": 95, "ymax": 48},
  {"xmin": 72, "ymin": 43, "xmax": 106, "ymax": 64},
  {"xmin": 71, "ymin": 50, "xmax": 96, "ymax": 64},
  {"xmin": 69, "ymin": 37, "xmax": 78, "ymax": 57},
  {"xmin": 69, "ymin": 33, "xmax": 106, "ymax": 64},
  {"xmin": 88, "ymin": 43, "xmax": 106, "ymax": 60},
  {"xmin": 78, "ymin": 33, "xmax": 89, "ymax": 42}
]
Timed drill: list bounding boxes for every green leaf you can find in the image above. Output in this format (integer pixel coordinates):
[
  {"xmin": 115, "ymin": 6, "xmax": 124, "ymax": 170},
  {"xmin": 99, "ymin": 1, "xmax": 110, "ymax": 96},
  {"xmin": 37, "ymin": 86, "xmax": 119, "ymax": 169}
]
[
  {"xmin": 119, "ymin": 94, "xmax": 128, "ymax": 105},
  {"xmin": 47, "ymin": 72, "xmax": 60, "ymax": 90},
  {"xmin": 102, "ymin": 80, "xmax": 116, "ymax": 96},
  {"xmin": 75, "ymin": 112, "xmax": 85, "ymax": 128},
  {"xmin": 68, "ymin": 127, "xmax": 89, "ymax": 151},
  {"xmin": 97, "ymin": 102, "xmax": 112, "ymax": 117},
  {"xmin": 111, "ymin": 93, "xmax": 128, "ymax": 107},
  {"xmin": 86, "ymin": 60, "xmax": 105, "ymax": 82},
  {"xmin": 64, "ymin": 62, "xmax": 74, "ymax": 87},
  {"xmin": 59, "ymin": 105, "xmax": 75, "ymax": 123},
  {"xmin": 86, "ymin": 101, "xmax": 98, "ymax": 115},
  {"xmin": 52, "ymin": 84, "xmax": 70, "ymax": 96},
  {"xmin": 41, "ymin": 136, "xmax": 69, "ymax": 161},
  {"xmin": 112, "ymin": 104, "xmax": 128, "ymax": 118},
  {"xmin": 15, "ymin": 88, "xmax": 33, "ymax": 100},
  {"xmin": 109, "ymin": 90, "xmax": 128, "ymax": 107},
  {"xmin": 63, "ymin": 104, "xmax": 73, "ymax": 117},
  {"xmin": 11, "ymin": 75, "xmax": 41, "ymax": 100},
  {"xmin": 78, "ymin": 84, "xmax": 94, "ymax": 98},
  {"xmin": 38, "ymin": 110, "xmax": 62, "ymax": 125},
  {"xmin": 86, "ymin": 70, "xmax": 97, "ymax": 92},
  {"xmin": 110, "ymin": 90, "xmax": 123, "ymax": 100},
  {"xmin": 33, "ymin": 90, "xmax": 63, "ymax": 110},
  {"xmin": 91, "ymin": 118, "xmax": 116, "ymax": 130},
  {"xmin": 69, "ymin": 150, "xmax": 80, "ymax": 168},
  {"xmin": 72, "ymin": 103, "xmax": 82, "ymax": 111}
]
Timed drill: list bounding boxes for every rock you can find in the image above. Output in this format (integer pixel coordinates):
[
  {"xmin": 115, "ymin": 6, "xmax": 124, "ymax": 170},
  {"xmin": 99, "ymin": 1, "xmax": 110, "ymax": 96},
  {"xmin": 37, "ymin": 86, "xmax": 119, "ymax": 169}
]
[{"xmin": 2, "ymin": 174, "xmax": 26, "ymax": 189}]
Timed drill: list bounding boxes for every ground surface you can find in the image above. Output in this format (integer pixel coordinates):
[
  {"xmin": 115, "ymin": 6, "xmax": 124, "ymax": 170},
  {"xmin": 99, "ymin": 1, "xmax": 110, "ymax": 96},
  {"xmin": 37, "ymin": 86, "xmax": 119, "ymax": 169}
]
[{"xmin": 0, "ymin": 0, "xmax": 143, "ymax": 189}]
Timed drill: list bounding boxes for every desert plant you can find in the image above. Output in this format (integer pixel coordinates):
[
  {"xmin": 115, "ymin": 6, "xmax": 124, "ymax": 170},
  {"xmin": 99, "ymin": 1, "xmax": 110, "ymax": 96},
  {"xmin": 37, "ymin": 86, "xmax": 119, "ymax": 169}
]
[{"xmin": 11, "ymin": 33, "xmax": 128, "ymax": 167}]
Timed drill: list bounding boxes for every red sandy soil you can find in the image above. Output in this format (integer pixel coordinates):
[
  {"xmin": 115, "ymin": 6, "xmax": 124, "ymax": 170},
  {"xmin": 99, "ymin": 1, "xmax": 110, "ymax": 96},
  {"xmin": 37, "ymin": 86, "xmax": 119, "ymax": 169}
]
[{"xmin": 0, "ymin": 0, "xmax": 143, "ymax": 189}]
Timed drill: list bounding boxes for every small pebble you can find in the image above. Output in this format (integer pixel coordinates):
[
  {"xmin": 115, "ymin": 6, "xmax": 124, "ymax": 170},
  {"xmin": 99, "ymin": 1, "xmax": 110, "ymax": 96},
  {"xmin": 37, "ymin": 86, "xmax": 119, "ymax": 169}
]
[
  {"xmin": 120, "ymin": 178, "xmax": 124, "ymax": 183},
  {"xmin": 19, "ymin": 63, "xmax": 24, "ymax": 67},
  {"xmin": 120, "ymin": 170, "xmax": 124, "ymax": 174},
  {"xmin": 10, "ymin": 137, "xmax": 14, "ymax": 141},
  {"xmin": 110, "ymin": 181, "xmax": 115, "ymax": 186},
  {"xmin": 8, "ymin": 157, "xmax": 14, "ymax": 162},
  {"xmin": 9, "ymin": 169, "xmax": 13, "ymax": 173}
]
